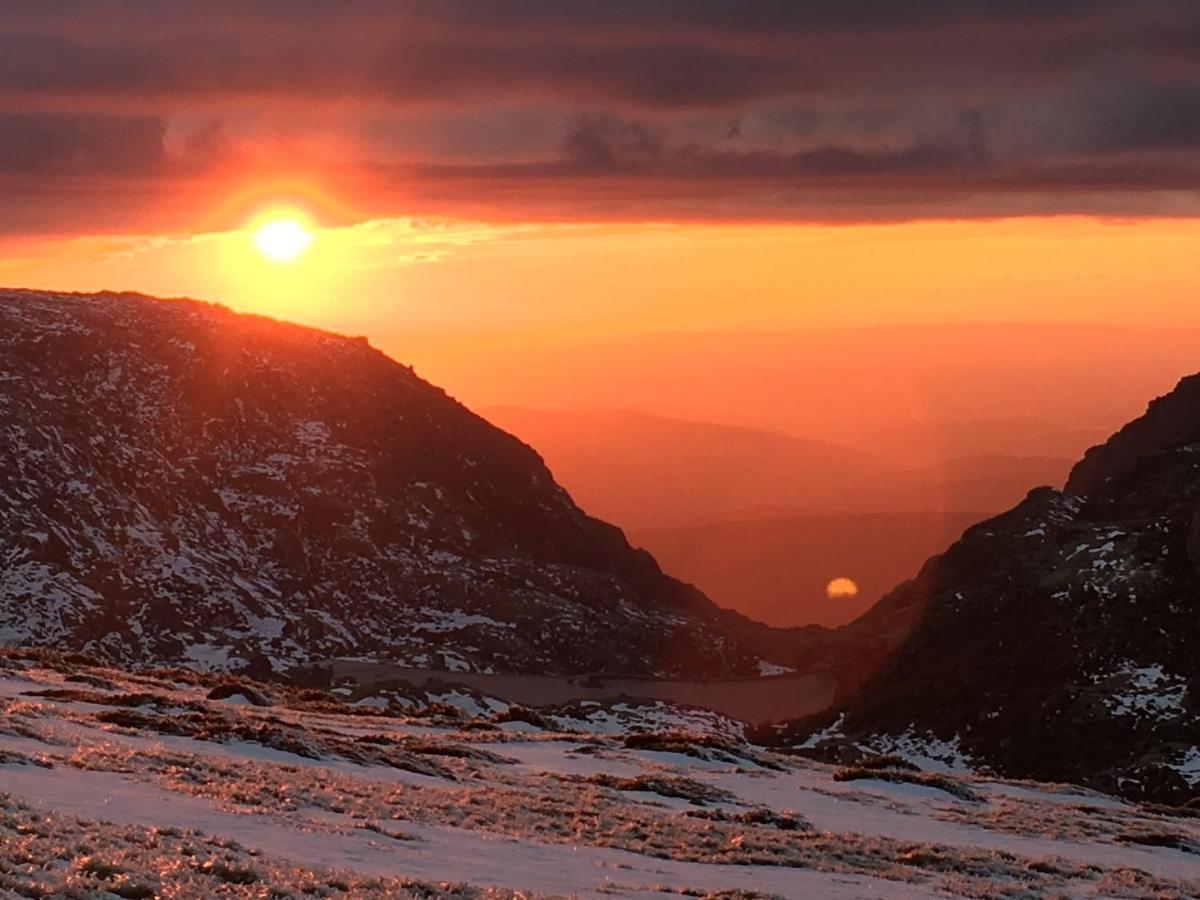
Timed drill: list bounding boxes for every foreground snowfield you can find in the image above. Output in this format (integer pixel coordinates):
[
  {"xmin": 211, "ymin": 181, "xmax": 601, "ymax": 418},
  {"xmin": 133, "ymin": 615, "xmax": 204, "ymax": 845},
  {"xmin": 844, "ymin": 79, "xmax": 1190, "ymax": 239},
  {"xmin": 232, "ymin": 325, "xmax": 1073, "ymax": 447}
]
[{"xmin": 1, "ymin": 654, "xmax": 1198, "ymax": 898}]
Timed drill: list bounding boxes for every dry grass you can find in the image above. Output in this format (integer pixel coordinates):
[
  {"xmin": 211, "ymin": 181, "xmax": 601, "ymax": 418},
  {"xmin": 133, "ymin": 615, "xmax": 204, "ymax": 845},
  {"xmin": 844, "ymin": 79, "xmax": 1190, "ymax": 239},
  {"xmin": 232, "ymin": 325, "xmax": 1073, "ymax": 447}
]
[{"xmin": 833, "ymin": 766, "xmax": 982, "ymax": 802}]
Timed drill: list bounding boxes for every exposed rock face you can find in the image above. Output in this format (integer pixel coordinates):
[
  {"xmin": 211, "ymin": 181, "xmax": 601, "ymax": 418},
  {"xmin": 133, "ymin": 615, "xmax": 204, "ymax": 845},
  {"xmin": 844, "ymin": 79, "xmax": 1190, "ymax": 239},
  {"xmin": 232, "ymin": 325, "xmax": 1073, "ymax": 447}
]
[
  {"xmin": 772, "ymin": 378, "xmax": 1200, "ymax": 804},
  {"xmin": 1185, "ymin": 502, "xmax": 1200, "ymax": 576},
  {"xmin": 1066, "ymin": 373, "xmax": 1200, "ymax": 496},
  {"xmin": 0, "ymin": 289, "xmax": 766, "ymax": 677}
]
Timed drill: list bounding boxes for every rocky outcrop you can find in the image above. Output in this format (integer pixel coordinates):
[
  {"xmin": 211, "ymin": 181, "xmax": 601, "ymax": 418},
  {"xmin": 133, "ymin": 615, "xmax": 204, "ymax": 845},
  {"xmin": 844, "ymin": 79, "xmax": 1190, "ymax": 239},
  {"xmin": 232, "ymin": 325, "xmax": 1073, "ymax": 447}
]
[
  {"xmin": 0, "ymin": 289, "xmax": 772, "ymax": 677},
  {"xmin": 1066, "ymin": 373, "xmax": 1200, "ymax": 495},
  {"xmin": 1185, "ymin": 502, "xmax": 1200, "ymax": 576}
]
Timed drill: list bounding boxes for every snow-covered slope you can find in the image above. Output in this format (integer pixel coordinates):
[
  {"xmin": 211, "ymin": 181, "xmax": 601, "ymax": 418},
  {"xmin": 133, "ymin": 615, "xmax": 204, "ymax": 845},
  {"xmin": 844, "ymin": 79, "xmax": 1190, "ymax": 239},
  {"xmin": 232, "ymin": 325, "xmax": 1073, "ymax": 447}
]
[
  {"xmin": 0, "ymin": 289, "xmax": 769, "ymax": 677},
  {"xmin": 3, "ymin": 651, "xmax": 1198, "ymax": 898}
]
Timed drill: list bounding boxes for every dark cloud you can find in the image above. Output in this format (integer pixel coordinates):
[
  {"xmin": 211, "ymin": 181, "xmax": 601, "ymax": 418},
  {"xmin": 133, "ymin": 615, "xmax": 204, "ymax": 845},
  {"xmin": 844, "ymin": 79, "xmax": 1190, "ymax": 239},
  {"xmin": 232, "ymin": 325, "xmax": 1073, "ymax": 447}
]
[
  {"xmin": 1082, "ymin": 81, "xmax": 1200, "ymax": 152},
  {"xmin": 0, "ymin": 0, "xmax": 1149, "ymax": 40},
  {"xmin": 0, "ymin": 112, "xmax": 231, "ymax": 177},
  {"xmin": 0, "ymin": 113, "xmax": 165, "ymax": 174},
  {"xmin": 0, "ymin": 0, "xmax": 1197, "ymax": 229},
  {"xmin": 395, "ymin": 106, "xmax": 1200, "ymax": 223},
  {"xmin": 561, "ymin": 114, "xmax": 663, "ymax": 171},
  {"xmin": 0, "ymin": 33, "xmax": 802, "ymax": 110},
  {"xmin": 442, "ymin": 110, "xmax": 992, "ymax": 178},
  {"xmin": 0, "ymin": 1, "xmax": 1190, "ymax": 113}
]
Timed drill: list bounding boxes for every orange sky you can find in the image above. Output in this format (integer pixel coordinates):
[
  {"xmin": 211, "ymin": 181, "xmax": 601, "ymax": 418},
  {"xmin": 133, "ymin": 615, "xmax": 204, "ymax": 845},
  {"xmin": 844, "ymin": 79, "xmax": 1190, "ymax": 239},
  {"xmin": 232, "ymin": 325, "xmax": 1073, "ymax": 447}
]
[
  {"xmin": 3, "ymin": 214, "xmax": 1198, "ymax": 340},
  {"xmin": 4, "ymin": 3, "xmax": 1199, "ymax": 407},
  {"xmin": 2, "ymin": 211, "xmax": 1196, "ymax": 453}
]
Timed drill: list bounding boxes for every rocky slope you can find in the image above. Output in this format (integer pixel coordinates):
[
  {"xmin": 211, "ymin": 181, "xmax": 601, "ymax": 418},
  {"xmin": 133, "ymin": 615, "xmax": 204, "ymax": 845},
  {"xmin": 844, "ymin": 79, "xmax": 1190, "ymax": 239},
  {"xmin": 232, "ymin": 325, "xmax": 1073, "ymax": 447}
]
[
  {"xmin": 0, "ymin": 289, "xmax": 771, "ymax": 677},
  {"xmin": 769, "ymin": 375, "xmax": 1200, "ymax": 804}
]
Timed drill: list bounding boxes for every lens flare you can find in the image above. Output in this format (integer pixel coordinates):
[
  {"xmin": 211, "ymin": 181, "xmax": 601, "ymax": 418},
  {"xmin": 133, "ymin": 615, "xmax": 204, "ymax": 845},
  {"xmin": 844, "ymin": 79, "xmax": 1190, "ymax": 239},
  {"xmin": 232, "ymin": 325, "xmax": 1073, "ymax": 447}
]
[{"xmin": 825, "ymin": 577, "xmax": 859, "ymax": 599}]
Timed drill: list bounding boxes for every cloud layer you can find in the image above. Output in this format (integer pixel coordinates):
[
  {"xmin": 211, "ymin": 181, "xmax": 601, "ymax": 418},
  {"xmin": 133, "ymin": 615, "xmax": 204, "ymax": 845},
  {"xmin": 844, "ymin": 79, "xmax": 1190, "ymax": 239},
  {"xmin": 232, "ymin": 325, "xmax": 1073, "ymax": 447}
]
[{"xmin": 2, "ymin": 0, "xmax": 1199, "ymax": 231}]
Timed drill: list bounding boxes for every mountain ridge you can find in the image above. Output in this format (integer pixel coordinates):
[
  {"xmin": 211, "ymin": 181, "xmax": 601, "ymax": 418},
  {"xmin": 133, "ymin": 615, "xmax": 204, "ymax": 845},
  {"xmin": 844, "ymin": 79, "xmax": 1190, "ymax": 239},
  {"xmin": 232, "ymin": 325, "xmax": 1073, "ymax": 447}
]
[{"xmin": 0, "ymin": 288, "xmax": 778, "ymax": 678}]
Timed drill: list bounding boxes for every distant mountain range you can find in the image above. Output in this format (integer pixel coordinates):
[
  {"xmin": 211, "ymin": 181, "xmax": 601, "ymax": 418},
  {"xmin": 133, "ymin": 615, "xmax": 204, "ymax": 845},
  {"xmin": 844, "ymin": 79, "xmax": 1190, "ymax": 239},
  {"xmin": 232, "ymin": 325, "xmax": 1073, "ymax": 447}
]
[
  {"xmin": 0, "ymin": 290, "xmax": 781, "ymax": 677},
  {"xmin": 402, "ymin": 323, "xmax": 1199, "ymax": 466},
  {"xmin": 486, "ymin": 406, "xmax": 1073, "ymax": 625},
  {"xmin": 633, "ymin": 511, "xmax": 986, "ymax": 628},
  {"xmin": 770, "ymin": 374, "xmax": 1200, "ymax": 804},
  {"xmin": 482, "ymin": 407, "xmax": 877, "ymax": 528}
]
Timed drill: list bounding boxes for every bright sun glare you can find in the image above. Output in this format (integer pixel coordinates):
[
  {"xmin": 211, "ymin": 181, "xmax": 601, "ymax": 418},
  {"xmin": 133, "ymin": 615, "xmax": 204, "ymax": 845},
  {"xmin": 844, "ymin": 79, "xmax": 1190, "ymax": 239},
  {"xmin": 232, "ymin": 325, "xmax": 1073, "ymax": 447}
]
[{"xmin": 253, "ymin": 218, "xmax": 313, "ymax": 263}]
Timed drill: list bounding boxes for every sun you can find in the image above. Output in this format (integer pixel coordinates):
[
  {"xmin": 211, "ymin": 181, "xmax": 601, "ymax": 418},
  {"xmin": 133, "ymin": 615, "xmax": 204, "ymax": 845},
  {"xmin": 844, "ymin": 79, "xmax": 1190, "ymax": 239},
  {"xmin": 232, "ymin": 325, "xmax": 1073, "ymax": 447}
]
[
  {"xmin": 825, "ymin": 577, "xmax": 859, "ymax": 600},
  {"xmin": 253, "ymin": 217, "xmax": 313, "ymax": 263}
]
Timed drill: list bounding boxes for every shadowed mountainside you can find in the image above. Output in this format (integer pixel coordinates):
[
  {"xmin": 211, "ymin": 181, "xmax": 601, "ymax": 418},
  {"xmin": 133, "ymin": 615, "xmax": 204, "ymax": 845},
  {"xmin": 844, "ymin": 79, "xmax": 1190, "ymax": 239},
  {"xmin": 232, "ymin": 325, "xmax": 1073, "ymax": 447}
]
[
  {"xmin": 0, "ymin": 289, "xmax": 785, "ymax": 678},
  {"xmin": 767, "ymin": 375, "xmax": 1200, "ymax": 804}
]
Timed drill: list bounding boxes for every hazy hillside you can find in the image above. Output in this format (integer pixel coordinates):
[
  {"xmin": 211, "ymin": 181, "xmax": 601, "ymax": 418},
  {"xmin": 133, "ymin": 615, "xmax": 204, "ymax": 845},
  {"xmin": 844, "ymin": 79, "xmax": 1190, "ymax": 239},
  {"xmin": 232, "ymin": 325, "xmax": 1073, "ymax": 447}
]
[
  {"xmin": 487, "ymin": 407, "xmax": 1073, "ymax": 530},
  {"xmin": 486, "ymin": 406, "xmax": 1074, "ymax": 626},
  {"xmin": 634, "ymin": 511, "xmax": 986, "ymax": 627},
  {"xmin": 401, "ymin": 323, "xmax": 1200, "ymax": 465},
  {"xmin": 484, "ymin": 407, "xmax": 879, "ymax": 528}
]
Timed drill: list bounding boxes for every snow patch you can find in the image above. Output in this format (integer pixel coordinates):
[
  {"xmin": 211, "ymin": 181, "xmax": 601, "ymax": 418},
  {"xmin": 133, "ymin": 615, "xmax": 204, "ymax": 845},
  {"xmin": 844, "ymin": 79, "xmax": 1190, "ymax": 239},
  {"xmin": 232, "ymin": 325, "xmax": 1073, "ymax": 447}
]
[
  {"xmin": 756, "ymin": 660, "xmax": 794, "ymax": 676},
  {"xmin": 861, "ymin": 730, "xmax": 976, "ymax": 775},
  {"xmin": 1098, "ymin": 661, "xmax": 1188, "ymax": 720}
]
